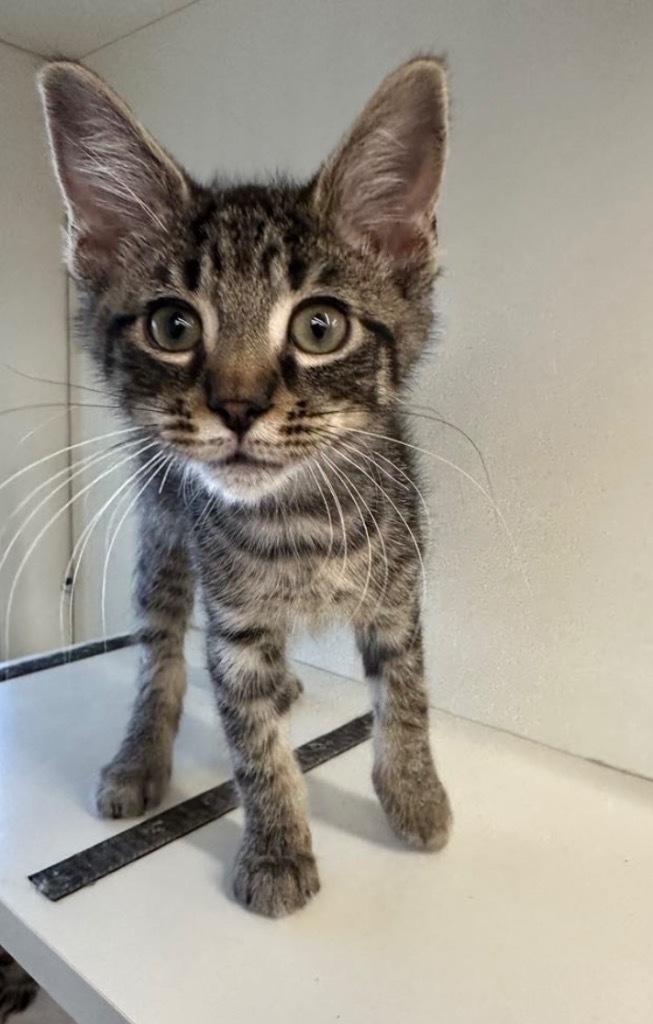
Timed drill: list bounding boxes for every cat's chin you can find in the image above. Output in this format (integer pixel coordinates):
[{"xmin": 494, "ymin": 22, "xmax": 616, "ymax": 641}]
[{"xmin": 192, "ymin": 459, "xmax": 298, "ymax": 506}]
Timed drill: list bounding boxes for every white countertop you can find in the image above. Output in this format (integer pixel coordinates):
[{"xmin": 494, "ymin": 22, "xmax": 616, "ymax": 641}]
[{"xmin": 1, "ymin": 639, "xmax": 653, "ymax": 1024}]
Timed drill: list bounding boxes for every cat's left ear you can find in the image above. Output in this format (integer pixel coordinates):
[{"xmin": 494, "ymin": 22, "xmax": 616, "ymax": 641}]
[
  {"xmin": 38, "ymin": 61, "xmax": 188, "ymax": 282},
  {"xmin": 314, "ymin": 57, "xmax": 448, "ymax": 264}
]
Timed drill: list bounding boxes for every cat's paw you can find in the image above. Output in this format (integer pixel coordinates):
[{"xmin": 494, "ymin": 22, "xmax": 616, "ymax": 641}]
[
  {"xmin": 288, "ymin": 673, "xmax": 304, "ymax": 703},
  {"xmin": 0, "ymin": 949, "xmax": 38, "ymax": 1021},
  {"xmin": 373, "ymin": 755, "xmax": 452, "ymax": 852},
  {"xmin": 232, "ymin": 847, "xmax": 320, "ymax": 917},
  {"xmin": 95, "ymin": 755, "xmax": 171, "ymax": 819},
  {"xmin": 272, "ymin": 672, "xmax": 304, "ymax": 715}
]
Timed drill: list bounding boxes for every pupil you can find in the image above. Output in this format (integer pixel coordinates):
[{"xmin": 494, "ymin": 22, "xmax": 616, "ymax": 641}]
[
  {"xmin": 310, "ymin": 313, "xmax": 329, "ymax": 341},
  {"xmin": 169, "ymin": 313, "xmax": 187, "ymax": 341}
]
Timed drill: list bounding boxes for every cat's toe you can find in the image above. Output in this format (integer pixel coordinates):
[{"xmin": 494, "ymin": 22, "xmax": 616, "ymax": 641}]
[
  {"xmin": 95, "ymin": 757, "xmax": 171, "ymax": 819},
  {"xmin": 232, "ymin": 848, "xmax": 320, "ymax": 917}
]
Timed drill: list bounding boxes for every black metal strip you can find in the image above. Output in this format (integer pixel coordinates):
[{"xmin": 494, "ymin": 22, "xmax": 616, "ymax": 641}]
[
  {"xmin": 29, "ymin": 712, "xmax": 373, "ymax": 902},
  {"xmin": 1, "ymin": 634, "xmax": 134, "ymax": 682}
]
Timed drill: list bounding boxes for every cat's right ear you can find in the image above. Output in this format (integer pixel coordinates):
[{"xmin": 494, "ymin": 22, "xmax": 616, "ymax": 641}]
[
  {"xmin": 38, "ymin": 61, "xmax": 188, "ymax": 282},
  {"xmin": 314, "ymin": 57, "xmax": 449, "ymax": 266}
]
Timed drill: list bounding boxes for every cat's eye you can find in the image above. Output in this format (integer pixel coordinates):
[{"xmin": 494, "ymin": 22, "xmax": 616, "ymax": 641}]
[
  {"xmin": 289, "ymin": 301, "xmax": 349, "ymax": 355},
  {"xmin": 146, "ymin": 302, "xmax": 203, "ymax": 352}
]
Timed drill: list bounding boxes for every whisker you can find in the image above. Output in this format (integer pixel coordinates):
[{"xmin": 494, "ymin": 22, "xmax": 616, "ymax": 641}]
[
  {"xmin": 0, "ymin": 401, "xmax": 131, "ymax": 419},
  {"xmin": 0, "ymin": 437, "xmax": 146, "ymax": 558},
  {"xmin": 320, "ymin": 450, "xmax": 374, "ymax": 615},
  {"xmin": 3, "ymin": 440, "xmax": 158, "ymax": 658},
  {"xmin": 331, "ymin": 442, "xmax": 427, "ymax": 606},
  {"xmin": 305, "ymin": 461, "xmax": 334, "ymax": 560},
  {"xmin": 158, "ymin": 455, "xmax": 176, "ymax": 495},
  {"xmin": 397, "ymin": 402, "xmax": 496, "ymax": 505},
  {"xmin": 19, "ymin": 408, "xmax": 70, "ymax": 446},
  {"xmin": 336, "ymin": 423, "xmax": 532, "ymax": 600},
  {"xmin": 0, "ymin": 424, "xmax": 144, "ymax": 498},
  {"xmin": 313, "ymin": 461, "xmax": 349, "ymax": 577},
  {"xmin": 335, "ymin": 435, "xmax": 433, "ymax": 545},
  {"xmin": 0, "ymin": 437, "xmax": 149, "ymax": 591},
  {"xmin": 61, "ymin": 446, "xmax": 162, "ymax": 647},
  {"xmin": 100, "ymin": 454, "xmax": 170, "ymax": 648},
  {"xmin": 320, "ymin": 449, "xmax": 389, "ymax": 618}
]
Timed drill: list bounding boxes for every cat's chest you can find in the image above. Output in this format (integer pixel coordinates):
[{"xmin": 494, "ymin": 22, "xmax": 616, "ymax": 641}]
[{"xmin": 190, "ymin": 509, "xmax": 369, "ymax": 621}]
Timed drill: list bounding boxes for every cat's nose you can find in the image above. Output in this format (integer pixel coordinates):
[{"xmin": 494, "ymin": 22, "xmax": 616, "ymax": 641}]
[{"xmin": 209, "ymin": 398, "xmax": 271, "ymax": 438}]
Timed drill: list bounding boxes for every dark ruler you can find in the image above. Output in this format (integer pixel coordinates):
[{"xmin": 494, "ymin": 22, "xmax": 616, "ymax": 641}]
[
  {"xmin": 1, "ymin": 634, "xmax": 134, "ymax": 682},
  {"xmin": 29, "ymin": 712, "xmax": 373, "ymax": 902}
]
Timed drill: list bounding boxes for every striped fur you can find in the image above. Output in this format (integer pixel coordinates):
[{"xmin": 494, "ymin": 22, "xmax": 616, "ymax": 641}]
[
  {"xmin": 0, "ymin": 950, "xmax": 37, "ymax": 1022},
  {"xmin": 40, "ymin": 57, "xmax": 452, "ymax": 916}
]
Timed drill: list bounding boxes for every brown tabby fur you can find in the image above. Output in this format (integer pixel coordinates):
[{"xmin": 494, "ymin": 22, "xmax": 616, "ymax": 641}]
[{"xmin": 36, "ymin": 56, "xmax": 452, "ymax": 918}]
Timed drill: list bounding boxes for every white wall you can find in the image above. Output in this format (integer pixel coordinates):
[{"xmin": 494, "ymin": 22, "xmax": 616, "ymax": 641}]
[
  {"xmin": 87, "ymin": 0, "xmax": 653, "ymax": 776},
  {"xmin": 0, "ymin": 42, "xmax": 70, "ymax": 661}
]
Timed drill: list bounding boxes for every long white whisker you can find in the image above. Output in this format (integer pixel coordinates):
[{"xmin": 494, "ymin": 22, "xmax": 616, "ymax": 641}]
[
  {"xmin": 336, "ymin": 436, "xmax": 433, "ymax": 546},
  {"xmin": 19, "ymin": 408, "xmax": 69, "ymax": 446},
  {"xmin": 0, "ymin": 438, "xmax": 147, "ymax": 589},
  {"xmin": 158, "ymin": 454, "xmax": 176, "ymax": 495},
  {"xmin": 305, "ymin": 461, "xmax": 334, "ymax": 560},
  {"xmin": 1, "ymin": 437, "xmax": 146, "ymax": 553},
  {"xmin": 321, "ymin": 450, "xmax": 372, "ymax": 606},
  {"xmin": 313, "ymin": 460, "xmax": 348, "ymax": 579},
  {"xmin": 331, "ymin": 442, "xmax": 427, "ymax": 606},
  {"xmin": 321, "ymin": 449, "xmax": 388, "ymax": 618},
  {"xmin": 0, "ymin": 424, "xmax": 143, "ymax": 498},
  {"xmin": 397, "ymin": 399, "xmax": 497, "ymax": 503},
  {"xmin": 328, "ymin": 423, "xmax": 532, "ymax": 600},
  {"xmin": 2, "ymin": 441, "xmax": 157, "ymax": 658},
  {"xmin": 60, "ymin": 445, "xmax": 161, "ymax": 647},
  {"xmin": 320, "ymin": 451, "xmax": 375, "ymax": 617},
  {"xmin": 100, "ymin": 454, "xmax": 169, "ymax": 646}
]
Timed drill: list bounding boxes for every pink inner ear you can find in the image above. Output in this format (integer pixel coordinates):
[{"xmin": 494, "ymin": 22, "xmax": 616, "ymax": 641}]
[
  {"xmin": 347, "ymin": 132, "xmax": 442, "ymax": 257},
  {"xmin": 67, "ymin": 173, "xmax": 127, "ymax": 253},
  {"xmin": 320, "ymin": 61, "xmax": 447, "ymax": 262}
]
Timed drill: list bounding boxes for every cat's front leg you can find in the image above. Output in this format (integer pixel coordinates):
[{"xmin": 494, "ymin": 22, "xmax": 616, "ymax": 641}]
[
  {"xmin": 356, "ymin": 606, "xmax": 452, "ymax": 851},
  {"xmin": 206, "ymin": 621, "xmax": 319, "ymax": 917},
  {"xmin": 96, "ymin": 505, "xmax": 193, "ymax": 818}
]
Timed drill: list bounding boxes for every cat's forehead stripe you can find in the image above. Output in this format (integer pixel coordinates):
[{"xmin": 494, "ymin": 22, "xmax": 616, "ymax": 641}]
[{"xmin": 182, "ymin": 257, "xmax": 201, "ymax": 292}]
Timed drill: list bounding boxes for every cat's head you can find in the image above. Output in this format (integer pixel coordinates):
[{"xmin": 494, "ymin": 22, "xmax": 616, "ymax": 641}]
[{"xmin": 38, "ymin": 57, "xmax": 448, "ymax": 504}]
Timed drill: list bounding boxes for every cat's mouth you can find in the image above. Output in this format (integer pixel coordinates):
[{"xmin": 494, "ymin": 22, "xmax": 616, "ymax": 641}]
[
  {"xmin": 212, "ymin": 452, "xmax": 285, "ymax": 471},
  {"xmin": 195, "ymin": 447, "xmax": 296, "ymax": 503}
]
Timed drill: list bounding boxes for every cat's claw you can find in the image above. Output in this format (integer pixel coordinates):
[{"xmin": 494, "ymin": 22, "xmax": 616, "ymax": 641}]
[
  {"xmin": 232, "ymin": 847, "xmax": 320, "ymax": 917},
  {"xmin": 95, "ymin": 757, "xmax": 171, "ymax": 819}
]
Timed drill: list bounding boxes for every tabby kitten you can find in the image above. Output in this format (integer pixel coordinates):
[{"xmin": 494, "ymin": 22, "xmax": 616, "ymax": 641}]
[
  {"xmin": 0, "ymin": 948, "xmax": 37, "ymax": 1022},
  {"xmin": 38, "ymin": 56, "xmax": 452, "ymax": 917}
]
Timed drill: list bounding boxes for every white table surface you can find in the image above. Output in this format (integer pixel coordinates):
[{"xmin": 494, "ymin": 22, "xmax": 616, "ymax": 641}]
[{"xmin": 1, "ymin": 638, "xmax": 653, "ymax": 1024}]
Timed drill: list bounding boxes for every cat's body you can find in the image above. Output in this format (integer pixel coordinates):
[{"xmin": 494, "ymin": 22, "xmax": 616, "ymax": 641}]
[
  {"xmin": 0, "ymin": 949, "xmax": 37, "ymax": 1022},
  {"xmin": 37, "ymin": 55, "xmax": 452, "ymax": 917}
]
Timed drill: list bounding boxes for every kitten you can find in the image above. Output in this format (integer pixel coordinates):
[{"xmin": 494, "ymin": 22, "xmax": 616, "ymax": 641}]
[
  {"xmin": 0, "ymin": 949, "xmax": 37, "ymax": 1021},
  {"xmin": 38, "ymin": 55, "xmax": 452, "ymax": 917}
]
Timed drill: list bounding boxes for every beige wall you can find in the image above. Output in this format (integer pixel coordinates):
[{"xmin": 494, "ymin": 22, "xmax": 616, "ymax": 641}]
[
  {"xmin": 0, "ymin": 42, "xmax": 70, "ymax": 660},
  {"xmin": 87, "ymin": 0, "xmax": 653, "ymax": 774}
]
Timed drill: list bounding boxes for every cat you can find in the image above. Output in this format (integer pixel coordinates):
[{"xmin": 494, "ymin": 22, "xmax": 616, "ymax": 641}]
[
  {"xmin": 37, "ymin": 55, "xmax": 452, "ymax": 918},
  {"xmin": 0, "ymin": 948, "xmax": 37, "ymax": 1022}
]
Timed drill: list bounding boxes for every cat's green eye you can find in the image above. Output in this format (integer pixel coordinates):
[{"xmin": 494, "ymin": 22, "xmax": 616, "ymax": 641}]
[
  {"xmin": 146, "ymin": 302, "xmax": 203, "ymax": 352},
  {"xmin": 289, "ymin": 301, "xmax": 349, "ymax": 355}
]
